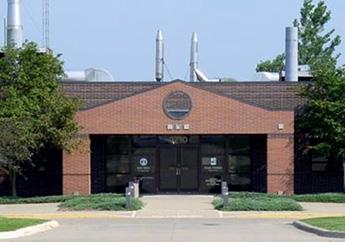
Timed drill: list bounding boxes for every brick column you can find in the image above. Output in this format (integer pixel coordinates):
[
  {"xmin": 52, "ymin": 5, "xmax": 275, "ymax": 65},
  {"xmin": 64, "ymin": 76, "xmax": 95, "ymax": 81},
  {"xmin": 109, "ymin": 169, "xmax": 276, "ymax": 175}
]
[
  {"xmin": 267, "ymin": 134, "xmax": 294, "ymax": 195},
  {"xmin": 63, "ymin": 135, "xmax": 91, "ymax": 195}
]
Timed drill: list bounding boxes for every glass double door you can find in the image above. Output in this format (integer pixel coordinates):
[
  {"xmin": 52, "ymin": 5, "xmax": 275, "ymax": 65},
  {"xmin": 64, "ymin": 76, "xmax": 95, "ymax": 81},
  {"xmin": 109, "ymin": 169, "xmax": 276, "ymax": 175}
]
[{"xmin": 159, "ymin": 145, "xmax": 198, "ymax": 193}]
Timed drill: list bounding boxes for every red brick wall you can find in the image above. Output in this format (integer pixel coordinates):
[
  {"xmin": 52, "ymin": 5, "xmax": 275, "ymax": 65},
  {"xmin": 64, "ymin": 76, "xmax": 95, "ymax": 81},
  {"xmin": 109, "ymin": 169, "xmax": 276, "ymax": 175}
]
[
  {"xmin": 75, "ymin": 82, "xmax": 294, "ymax": 135},
  {"xmin": 267, "ymin": 134, "xmax": 294, "ymax": 194},
  {"xmin": 62, "ymin": 81, "xmax": 296, "ymax": 194},
  {"xmin": 63, "ymin": 136, "xmax": 91, "ymax": 195}
]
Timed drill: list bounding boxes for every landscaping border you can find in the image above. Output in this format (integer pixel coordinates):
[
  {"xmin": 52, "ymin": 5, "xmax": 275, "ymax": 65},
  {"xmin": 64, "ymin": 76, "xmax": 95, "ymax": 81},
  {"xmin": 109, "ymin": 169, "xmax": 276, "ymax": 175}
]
[
  {"xmin": 293, "ymin": 221, "xmax": 345, "ymax": 238},
  {"xmin": 0, "ymin": 220, "xmax": 59, "ymax": 240}
]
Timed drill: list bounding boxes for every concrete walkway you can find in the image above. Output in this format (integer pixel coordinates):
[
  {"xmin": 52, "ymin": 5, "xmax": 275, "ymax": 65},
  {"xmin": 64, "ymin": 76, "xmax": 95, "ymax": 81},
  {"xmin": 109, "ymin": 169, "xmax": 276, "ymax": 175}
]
[
  {"xmin": 135, "ymin": 195, "xmax": 219, "ymax": 218},
  {"xmin": 1, "ymin": 197, "xmax": 345, "ymax": 220}
]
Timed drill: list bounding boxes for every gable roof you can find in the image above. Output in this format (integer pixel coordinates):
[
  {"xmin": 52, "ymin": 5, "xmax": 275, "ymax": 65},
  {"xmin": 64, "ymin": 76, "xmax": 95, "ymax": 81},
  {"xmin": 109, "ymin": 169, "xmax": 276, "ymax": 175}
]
[{"xmin": 61, "ymin": 80, "xmax": 306, "ymax": 111}]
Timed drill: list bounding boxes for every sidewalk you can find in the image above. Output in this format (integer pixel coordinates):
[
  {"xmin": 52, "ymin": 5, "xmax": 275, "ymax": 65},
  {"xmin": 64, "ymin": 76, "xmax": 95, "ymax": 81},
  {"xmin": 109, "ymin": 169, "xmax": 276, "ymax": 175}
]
[
  {"xmin": 135, "ymin": 195, "xmax": 218, "ymax": 218},
  {"xmin": 1, "ymin": 196, "xmax": 345, "ymax": 220},
  {"xmin": 0, "ymin": 203, "xmax": 134, "ymax": 219}
]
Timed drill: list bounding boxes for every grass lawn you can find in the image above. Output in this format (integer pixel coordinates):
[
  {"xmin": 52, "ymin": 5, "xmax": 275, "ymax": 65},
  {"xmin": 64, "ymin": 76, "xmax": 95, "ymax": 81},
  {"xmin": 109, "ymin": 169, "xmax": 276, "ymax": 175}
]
[
  {"xmin": 0, "ymin": 194, "xmax": 143, "ymax": 211},
  {"xmin": 214, "ymin": 192, "xmax": 302, "ymax": 211},
  {"xmin": 58, "ymin": 194, "xmax": 142, "ymax": 211},
  {"xmin": 0, "ymin": 217, "xmax": 46, "ymax": 232},
  {"xmin": 301, "ymin": 217, "xmax": 345, "ymax": 231},
  {"xmin": 291, "ymin": 193, "xmax": 345, "ymax": 203}
]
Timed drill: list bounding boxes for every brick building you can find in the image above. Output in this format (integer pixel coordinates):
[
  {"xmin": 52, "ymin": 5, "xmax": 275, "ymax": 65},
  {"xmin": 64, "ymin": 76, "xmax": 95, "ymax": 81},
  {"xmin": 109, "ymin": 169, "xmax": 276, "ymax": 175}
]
[{"xmin": 0, "ymin": 80, "xmax": 343, "ymax": 196}]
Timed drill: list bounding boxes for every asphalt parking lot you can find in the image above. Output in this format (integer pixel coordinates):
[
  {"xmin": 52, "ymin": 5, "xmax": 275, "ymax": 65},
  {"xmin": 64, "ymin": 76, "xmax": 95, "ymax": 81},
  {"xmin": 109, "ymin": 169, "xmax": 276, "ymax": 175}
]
[{"xmin": 3, "ymin": 218, "xmax": 345, "ymax": 242}]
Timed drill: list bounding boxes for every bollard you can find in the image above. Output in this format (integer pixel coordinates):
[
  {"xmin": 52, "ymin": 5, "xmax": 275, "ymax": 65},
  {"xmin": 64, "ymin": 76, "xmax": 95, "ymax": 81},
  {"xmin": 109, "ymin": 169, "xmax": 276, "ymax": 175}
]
[
  {"xmin": 221, "ymin": 181, "xmax": 229, "ymax": 207},
  {"xmin": 125, "ymin": 187, "xmax": 132, "ymax": 210},
  {"xmin": 128, "ymin": 182, "xmax": 135, "ymax": 197},
  {"xmin": 129, "ymin": 181, "xmax": 140, "ymax": 198}
]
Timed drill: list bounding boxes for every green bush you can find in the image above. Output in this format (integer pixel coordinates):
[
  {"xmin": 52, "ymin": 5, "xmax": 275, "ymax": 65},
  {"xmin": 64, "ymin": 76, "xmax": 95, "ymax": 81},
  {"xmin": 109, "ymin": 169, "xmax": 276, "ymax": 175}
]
[
  {"xmin": 291, "ymin": 193, "xmax": 345, "ymax": 203},
  {"xmin": 227, "ymin": 192, "xmax": 279, "ymax": 199},
  {"xmin": 0, "ymin": 193, "xmax": 142, "ymax": 211},
  {"xmin": 58, "ymin": 194, "xmax": 142, "ymax": 211},
  {"xmin": 214, "ymin": 193, "xmax": 302, "ymax": 211},
  {"xmin": 0, "ymin": 195, "xmax": 73, "ymax": 204}
]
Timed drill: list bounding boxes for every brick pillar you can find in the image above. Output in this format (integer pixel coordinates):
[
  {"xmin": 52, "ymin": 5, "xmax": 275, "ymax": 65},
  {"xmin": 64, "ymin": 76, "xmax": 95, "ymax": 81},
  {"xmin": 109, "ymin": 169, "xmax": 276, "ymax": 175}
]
[
  {"xmin": 267, "ymin": 134, "xmax": 294, "ymax": 195},
  {"xmin": 63, "ymin": 135, "xmax": 91, "ymax": 195}
]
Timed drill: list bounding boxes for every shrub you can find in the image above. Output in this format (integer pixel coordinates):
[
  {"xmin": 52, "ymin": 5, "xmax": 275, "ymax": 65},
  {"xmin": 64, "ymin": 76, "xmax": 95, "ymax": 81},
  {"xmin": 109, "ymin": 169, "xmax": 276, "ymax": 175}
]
[
  {"xmin": 291, "ymin": 193, "xmax": 345, "ymax": 203},
  {"xmin": 58, "ymin": 194, "xmax": 142, "ymax": 211}
]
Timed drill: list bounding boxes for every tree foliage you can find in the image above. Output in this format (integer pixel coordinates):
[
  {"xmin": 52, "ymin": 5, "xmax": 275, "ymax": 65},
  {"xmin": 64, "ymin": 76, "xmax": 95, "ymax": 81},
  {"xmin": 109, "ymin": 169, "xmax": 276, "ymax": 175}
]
[
  {"xmin": 256, "ymin": 54, "xmax": 285, "ymax": 72},
  {"xmin": 298, "ymin": 58, "xmax": 345, "ymax": 167},
  {"xmin": 0, "ymin": 42, "xmax": 80, "ymax": 196},
  {"xmin": 256, "ymin": 0, "xmax": 341, "ymax": 72}
]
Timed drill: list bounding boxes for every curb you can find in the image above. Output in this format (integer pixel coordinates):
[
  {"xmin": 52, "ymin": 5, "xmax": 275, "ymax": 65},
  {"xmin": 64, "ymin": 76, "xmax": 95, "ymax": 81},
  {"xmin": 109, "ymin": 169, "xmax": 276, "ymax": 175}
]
[
  {"xmin": 0, "ymin": 220, "xmax": 59, "ymax": 240},
  {"xmin": 293, "ymin": 221, "xmax": 345, "ymax": 239}
]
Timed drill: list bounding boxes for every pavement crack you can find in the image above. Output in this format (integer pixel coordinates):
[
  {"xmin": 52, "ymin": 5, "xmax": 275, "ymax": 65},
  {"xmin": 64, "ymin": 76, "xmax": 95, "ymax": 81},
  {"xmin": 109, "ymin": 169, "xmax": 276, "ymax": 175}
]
[{"xmin": 169, "ymin": 222, "xmax": 177, "ymax": 242}]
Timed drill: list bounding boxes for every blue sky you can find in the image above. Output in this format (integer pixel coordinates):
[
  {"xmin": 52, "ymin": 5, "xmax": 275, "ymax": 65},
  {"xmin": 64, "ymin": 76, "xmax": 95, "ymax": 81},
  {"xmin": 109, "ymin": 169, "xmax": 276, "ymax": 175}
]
[{"xmin": 1, "ymin": 0, "xmax": 344, "ymax": 81}]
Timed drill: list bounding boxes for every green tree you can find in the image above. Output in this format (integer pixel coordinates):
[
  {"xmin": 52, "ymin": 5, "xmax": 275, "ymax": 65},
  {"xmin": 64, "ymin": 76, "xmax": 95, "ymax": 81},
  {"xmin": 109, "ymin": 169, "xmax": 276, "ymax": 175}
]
[
  {"xmin": 256, "ymin": 0, "xmax": 341, "ymax": 72},
  {"xmin": 0, "ymin": 42, "xmax": 80, "ymax": 196},
  {"xmin": 256, "ymin": 54, "xmax": 285, "ymax": 72},
  {"xmin": 297, "ymin": 59, "xmax": 345, "ymax": 191}
]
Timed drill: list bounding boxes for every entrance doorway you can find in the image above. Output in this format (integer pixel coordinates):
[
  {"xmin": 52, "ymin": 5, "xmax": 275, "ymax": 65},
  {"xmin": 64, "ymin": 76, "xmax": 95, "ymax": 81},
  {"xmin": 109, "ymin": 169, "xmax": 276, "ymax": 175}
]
[{"xmin": 159, "ymin": 145, "xmax": 198, "ymax": 193}]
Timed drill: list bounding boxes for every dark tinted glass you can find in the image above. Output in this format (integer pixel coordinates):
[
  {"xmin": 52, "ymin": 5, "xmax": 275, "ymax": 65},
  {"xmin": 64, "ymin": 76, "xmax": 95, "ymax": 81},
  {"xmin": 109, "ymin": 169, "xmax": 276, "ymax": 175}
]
[
  {"xmin": 158, "ymin": 136, "xmax": 189, "ymax": 145},
  {"xmin": 106, "ymin": 155, "xmax": 129, "ymax": 174},
  {"xmin": 133, "ymin": 136, "xmax": 157, "ymax": 148},
  {"xmin": 228, "ymin": 136, "xmax": 250, "ymax": 154},
  {"xmin": 311, "ymin": 154, "xmax": 329, "ymax": 172},
  {"xmin": 106, "ymin": 174, "xmax": 130, "ymax": 193},
  {"xmin": 201, "ymin": 136, "xmax": 225, "ymax": 155},
  {"xmin": 201, "ymin": 156, "xmax": 224, "ymax": 173},
  {"xmin": 107, "ymin": 136, "xmax": 130, "ymax": 155},
  {"xmin": 228, "ymin": 174, "xmax": 251, "ymax": 191},
  {"xmin": 228, "ymin": 155, "xmax": 251, "ymax": 173}
]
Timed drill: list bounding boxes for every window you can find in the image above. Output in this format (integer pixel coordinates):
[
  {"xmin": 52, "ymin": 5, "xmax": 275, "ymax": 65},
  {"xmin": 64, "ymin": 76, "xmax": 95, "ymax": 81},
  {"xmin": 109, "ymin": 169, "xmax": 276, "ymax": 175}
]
[
  {"xmin": 227, "ymin": 136, "xmax": 252, "ymax": 191},
  {"xmin": 228, "ymin": 155, "xmax": 251, "ymax": 173},
  {"xmin": 132, "ymin": 136, "xmax": 157, "ymax": 155},
  {"xmin": 311, "ymin": 154, "xmax": 329, "ymax": 172},
  {"xmin": 106, "ymin": 136, "xmax": 130, "ymax": 192},
  {"xmin": 201, "ymin": 136, "xmax": 225, "ymax": 155}
]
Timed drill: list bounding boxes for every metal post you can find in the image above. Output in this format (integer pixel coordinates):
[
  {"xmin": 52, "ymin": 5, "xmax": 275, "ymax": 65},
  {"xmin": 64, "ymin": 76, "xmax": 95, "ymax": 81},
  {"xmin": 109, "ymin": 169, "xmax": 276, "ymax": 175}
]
[
  {"xmin": 221, "ymin": 181, "xmax": 229, "ymax": 207},
  {"xmin": 128, "ymin": 182, "xmax": 135, "ymax": 197},
  {"xmin": 129, "ymin": 180, "xmax": 140, "ymax": 198},
  {"xmin": 125, "ymin": 187, "xmax": 131, "ymax": 210}
]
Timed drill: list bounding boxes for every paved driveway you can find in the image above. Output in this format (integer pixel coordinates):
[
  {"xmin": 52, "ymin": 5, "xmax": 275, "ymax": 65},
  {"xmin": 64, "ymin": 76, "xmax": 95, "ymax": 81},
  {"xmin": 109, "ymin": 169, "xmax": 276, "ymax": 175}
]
[
  {"xmin": 3, "ymin": 218, "xmax": 344, "ymax": 242},
  {"xmin": 2, "ymin": 196, "xmax": 345, "ymax": 241},
  {"xmin": 136, "ymin": 195, "xmax": 219, "ymax": 218}
]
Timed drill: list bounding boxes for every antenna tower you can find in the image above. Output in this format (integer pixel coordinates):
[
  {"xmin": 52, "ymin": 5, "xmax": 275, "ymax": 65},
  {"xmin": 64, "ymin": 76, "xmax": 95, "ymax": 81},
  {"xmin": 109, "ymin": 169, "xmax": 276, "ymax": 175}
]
[{"xmin": 42, "ymin": 0, "xmax": 49, "ymax": 49}]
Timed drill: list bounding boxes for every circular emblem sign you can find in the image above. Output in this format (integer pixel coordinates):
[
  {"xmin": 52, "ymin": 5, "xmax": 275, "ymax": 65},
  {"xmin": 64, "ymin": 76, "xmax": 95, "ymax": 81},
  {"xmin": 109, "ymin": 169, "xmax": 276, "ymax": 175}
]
[
  {"xmin": 139, "ymin": 158, "xmax": 148, "ymax": 167},
  {"xmin": 163, "ymin": 91, "xmax": 192, "ymax": 120}
]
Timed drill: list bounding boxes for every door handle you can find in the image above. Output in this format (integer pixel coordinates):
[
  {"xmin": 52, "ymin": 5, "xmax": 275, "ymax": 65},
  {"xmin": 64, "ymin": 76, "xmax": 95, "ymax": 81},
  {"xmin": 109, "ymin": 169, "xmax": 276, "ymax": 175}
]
[{"xmin": 176, "ymin": 168, "xmax": 181, "ymax": 176}]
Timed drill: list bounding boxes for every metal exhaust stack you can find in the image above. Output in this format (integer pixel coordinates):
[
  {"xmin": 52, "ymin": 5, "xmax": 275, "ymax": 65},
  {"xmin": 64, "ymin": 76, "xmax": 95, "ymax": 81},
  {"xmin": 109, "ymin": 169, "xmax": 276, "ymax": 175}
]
[
  {"xmin": 7, "ymin": 0, "xmax": 23, "ymax": 48},
  {"xmin": 285, "ymin": 27, "xmax": 298, "ymax": 82},
  {"xmin": 190, "ymin": 32, "xmax": 198, "ymax": 82},
  {"xmin": 155, "ymin": 30, "xmax": 164, "ymax": 82}
]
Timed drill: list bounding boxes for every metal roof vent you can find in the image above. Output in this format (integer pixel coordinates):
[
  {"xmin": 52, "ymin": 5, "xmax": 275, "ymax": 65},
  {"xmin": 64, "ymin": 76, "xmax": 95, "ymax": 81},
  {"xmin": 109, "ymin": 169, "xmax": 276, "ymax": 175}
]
[
  {"xmin": 63, "ymin": 68, "xmax": 114, "ymax": 82},
  {"xmin": 7, "ymin": 0, "xmax": 23, "ymax": 47}
]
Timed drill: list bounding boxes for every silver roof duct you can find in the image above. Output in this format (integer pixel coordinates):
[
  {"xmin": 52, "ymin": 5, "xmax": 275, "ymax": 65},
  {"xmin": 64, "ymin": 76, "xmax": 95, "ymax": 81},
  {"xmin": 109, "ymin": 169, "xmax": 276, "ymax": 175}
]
[
  {"xmin": 190, "ymin": 32, "xmax": 198, "ymax": 82},
  {"xmin": 64, "ymin": 68, "xmax": 114, "ymax": 82},
  {"xmin": 285, "ymin": 27, "xmax": 298, "ymax": 82},
  {"xmin": 195, "ymin": 68, "xmax": 210, "ymax": 82},
  {"xmin": 7, "ymin": 0, "xmax": 23, "ymax": 48},
  {"xmin": 155, "ymin": 30, "xmax": 164, "ymax": 82}
]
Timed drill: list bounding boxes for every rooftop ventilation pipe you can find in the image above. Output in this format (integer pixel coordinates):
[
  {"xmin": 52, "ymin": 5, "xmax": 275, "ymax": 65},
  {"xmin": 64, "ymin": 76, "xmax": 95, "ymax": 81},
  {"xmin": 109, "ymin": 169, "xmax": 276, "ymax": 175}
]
[
  {"xmin": 195, "ymin": 69, "xmax": 210, "ymax": 82},
  {"xmin": 7, "ymin": 0, "xmax": 23, "ymax": 48},
  {"xmin": 285, "ymin": 27, "xmax": 298, "ymax": 82},
  {"xmin": 190, "ymin": 32, "xmax": 198, "ymax": 82},
  {"xmin": 155, "ymin": 30, "xmax": 164, "ymax": 82}
]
